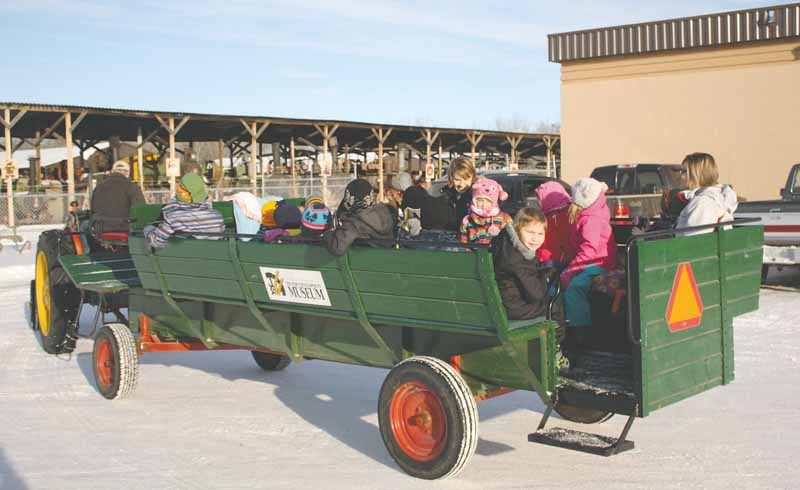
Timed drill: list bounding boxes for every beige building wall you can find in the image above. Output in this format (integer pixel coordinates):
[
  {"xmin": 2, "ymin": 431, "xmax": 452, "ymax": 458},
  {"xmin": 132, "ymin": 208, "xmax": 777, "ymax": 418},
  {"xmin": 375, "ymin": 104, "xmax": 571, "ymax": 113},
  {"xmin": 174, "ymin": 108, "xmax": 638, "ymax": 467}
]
[{"xmin": 560, "ymin": 40, "xmax": 800, "ymax": 201}]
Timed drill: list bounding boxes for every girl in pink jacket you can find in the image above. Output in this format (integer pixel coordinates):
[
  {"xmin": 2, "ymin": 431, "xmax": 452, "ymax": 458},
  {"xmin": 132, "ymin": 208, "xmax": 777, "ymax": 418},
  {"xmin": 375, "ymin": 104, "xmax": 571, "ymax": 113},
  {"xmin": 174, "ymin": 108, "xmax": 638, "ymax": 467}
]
[{"xmin": 561, "ymin": 178, "xmax": 617, "ymax": 332}]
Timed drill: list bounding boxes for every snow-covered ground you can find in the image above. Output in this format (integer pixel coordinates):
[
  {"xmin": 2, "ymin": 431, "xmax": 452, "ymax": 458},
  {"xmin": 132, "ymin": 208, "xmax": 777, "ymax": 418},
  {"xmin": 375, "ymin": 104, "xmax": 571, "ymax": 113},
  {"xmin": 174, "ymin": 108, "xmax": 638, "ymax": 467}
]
[{"xmin": 1, "ymin": 227, "xmax": 799, "ymax": 490}]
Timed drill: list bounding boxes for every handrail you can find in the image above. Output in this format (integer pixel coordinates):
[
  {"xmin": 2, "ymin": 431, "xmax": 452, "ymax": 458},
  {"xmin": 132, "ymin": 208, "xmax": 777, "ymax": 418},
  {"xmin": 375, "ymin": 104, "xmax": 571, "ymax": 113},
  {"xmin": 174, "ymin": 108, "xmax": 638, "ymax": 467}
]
[
  {"xmin": 623, "ymin": 217, "xmax": 761, "ymax": 346},
  {"xmin": 136, "ymin": 229, "xmax": 489, "ymax": 251}
]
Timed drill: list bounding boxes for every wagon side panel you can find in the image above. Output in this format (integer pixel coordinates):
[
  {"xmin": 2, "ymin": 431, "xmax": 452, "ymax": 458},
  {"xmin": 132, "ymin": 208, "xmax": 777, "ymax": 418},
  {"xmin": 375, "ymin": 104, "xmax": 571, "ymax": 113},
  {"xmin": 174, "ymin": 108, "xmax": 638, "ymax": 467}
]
[{"xmin": 636, "ymin": 233, "xmax": 725, "ymax": 416}]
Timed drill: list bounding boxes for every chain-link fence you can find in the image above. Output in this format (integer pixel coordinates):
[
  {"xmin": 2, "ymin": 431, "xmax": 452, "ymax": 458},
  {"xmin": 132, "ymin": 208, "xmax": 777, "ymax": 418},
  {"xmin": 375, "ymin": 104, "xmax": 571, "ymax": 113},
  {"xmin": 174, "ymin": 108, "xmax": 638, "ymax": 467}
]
[{"xmin": 1, "ymin": 176, "xmax": 352, "ymax": 226}]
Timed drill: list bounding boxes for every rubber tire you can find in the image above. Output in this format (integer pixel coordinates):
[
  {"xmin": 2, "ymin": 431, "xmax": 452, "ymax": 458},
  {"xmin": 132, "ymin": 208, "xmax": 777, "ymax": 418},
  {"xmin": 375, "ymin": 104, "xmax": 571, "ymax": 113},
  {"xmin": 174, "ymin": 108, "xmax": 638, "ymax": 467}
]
[
  {"xmin": 761, "ymin": 265, "xmax": 769, "ymax": 284},
  {"xmin": 29, "ymin": 280, "xmax": 37, "ymax": 331},
  {"xmin": 553, "ymin": 401, "xmax": 614, "ymax": 424},
  {"xmin": 251, "ymin": 351, "xmax": 292, "ymax": 371},
  {"xmin": 378, "ymin": 356, "xmax": 478, "ymax": 480},
  {"xmin": 92, "ymin": 323, "xmax": 139, "ymax": 400},
  {"xmin": 35, "ymin": 230, "xmax": 80, "ymax": 354}
]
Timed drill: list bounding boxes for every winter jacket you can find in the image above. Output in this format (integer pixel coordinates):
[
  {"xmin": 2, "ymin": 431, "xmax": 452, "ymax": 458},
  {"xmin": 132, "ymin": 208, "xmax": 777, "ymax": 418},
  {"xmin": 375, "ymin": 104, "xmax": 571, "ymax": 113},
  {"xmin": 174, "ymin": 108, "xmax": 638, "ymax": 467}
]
[
  {"xmin": 146, "ymin": 199, "xmax": 225, "ymax": 249},
  {"xmin": 324, "ymin": 203, "xmax": 396, "ymax": 256},
  {"xmin": 441, "ymin": 185, "xmax": 472, "ymax": 231},
  {"xmin": 562, "ymin": 192, "xmax": 616, "ymax": 285},
  {"xmin": 535, "ymin": 181, "xmax": 571, "ymax": 264},
  {"xmin": 676, "ymin": 185, "xmax": 738, "ymax": 235},
  {"xmin": 459, "ymin": 211, "xmax": 512, "ymax": 244},
  {"xmin": 90, "ymin": 173, "xmax": 145, "ymax": 234},
  {"xmin": 492, "ymin": 226, "xmax": 565, "ymax": 336}
]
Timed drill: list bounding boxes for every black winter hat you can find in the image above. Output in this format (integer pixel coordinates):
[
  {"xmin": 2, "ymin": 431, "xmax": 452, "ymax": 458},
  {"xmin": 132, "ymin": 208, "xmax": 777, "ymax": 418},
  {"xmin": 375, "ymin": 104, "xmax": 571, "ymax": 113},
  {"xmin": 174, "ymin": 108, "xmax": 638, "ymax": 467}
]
[
  {"xmin": 401, "ymin": 185, "xmax": 429, "ymax": 211},
  {"xmin": 424, "ymin": 195, "xmax": 450, "ymax": 230},
  {"xmin": 274, "ymin": 200, "xmax": 302, "ymax": 229},
  {"xmin": 340, "ymin": 178, "xmax": 376, "ymax": 213}
]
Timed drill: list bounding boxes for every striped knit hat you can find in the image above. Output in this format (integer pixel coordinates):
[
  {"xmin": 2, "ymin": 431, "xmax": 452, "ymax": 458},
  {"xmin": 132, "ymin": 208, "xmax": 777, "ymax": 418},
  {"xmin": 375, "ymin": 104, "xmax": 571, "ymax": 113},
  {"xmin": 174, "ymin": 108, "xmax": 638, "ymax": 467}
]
[{"xmin": 261, "ymin": 200, "xmax": 279, "ymax": 227}]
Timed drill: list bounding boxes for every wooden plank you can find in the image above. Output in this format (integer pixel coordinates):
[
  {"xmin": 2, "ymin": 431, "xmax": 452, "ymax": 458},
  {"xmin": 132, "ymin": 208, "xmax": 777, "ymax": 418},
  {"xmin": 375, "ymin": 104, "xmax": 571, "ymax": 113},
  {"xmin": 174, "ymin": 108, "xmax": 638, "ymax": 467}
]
[
  {"xmin": 644, "ymin": 329, "xmax": 723, "ymax": 380},
  {"xmin": 237, "ymin": 242, "xmax": 339, "ymax": 269},
  {"xmin": 645, "ymin": 356, "xmax": 723, "ymax": 412},
  {"xmin": 135, "ymin": 256, "xmax": 238, "ymax": 280},
  {"xmin": 348, "ymin": 248, "xmax": 479, "ymax": 278},
  {"xmin": 360, "ymin": 292, "xmax": 493, "ymax": 328},
  {"xmin": 240, "ymin": 263, "xmax": 347, "ymax": 289},
  {"xmin": 353, "ymin": 271, "xmax": 485, "ymax": 303}
]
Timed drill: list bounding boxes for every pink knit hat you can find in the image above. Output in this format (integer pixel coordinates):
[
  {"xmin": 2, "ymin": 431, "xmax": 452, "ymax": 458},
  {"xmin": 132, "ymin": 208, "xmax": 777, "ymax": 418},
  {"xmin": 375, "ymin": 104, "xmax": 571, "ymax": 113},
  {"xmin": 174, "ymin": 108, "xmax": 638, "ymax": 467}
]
[
  {"xmin": 535, "ymin": 181, "xmax": 571, "ymax": 214},
  {"xmin": 473, "ymin": 177, "xmax": 507, "ymax": 204},
  {"xmin": 471, "ymin": 177, "xmax": 507, "ymax": 216}
]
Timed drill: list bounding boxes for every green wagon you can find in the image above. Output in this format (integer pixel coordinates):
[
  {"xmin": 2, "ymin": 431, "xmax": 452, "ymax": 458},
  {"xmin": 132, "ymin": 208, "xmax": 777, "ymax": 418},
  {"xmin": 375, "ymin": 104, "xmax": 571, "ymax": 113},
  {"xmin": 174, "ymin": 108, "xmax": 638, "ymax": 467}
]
[{"xmin": 30, "ymin": 200, "xmax": 763, "ymax": 479}]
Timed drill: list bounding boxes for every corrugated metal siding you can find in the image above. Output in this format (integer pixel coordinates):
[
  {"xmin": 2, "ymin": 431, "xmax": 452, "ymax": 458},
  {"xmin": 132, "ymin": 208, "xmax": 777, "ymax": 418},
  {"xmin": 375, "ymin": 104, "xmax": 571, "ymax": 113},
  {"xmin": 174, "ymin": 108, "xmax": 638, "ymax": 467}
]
[{"xmin": 549, "ymin": 3, "xmax": 800, "ymax": 62}]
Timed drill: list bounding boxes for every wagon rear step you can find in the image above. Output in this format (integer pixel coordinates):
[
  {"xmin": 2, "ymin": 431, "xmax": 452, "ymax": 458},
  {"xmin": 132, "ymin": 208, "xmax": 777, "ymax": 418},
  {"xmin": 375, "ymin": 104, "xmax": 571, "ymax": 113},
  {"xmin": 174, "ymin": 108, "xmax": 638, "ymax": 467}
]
[
  {"xmin": 529, "ymin": 350, "xmax": 638, "ymax": 456},
  {"xmin": 529, "ymin": 404, "xmax": 636, "ymax": 456}
]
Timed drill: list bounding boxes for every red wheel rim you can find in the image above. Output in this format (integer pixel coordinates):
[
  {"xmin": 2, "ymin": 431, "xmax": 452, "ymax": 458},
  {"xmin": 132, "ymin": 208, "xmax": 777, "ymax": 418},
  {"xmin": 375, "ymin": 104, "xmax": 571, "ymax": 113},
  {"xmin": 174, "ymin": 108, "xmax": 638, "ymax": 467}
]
[
  {"xmin": 389, "ymin": 381, "xmax": 447, "ymax": 462},
  {"xmin": 95, "ymin": 338, "xmax": 114, "ymax": 389}
]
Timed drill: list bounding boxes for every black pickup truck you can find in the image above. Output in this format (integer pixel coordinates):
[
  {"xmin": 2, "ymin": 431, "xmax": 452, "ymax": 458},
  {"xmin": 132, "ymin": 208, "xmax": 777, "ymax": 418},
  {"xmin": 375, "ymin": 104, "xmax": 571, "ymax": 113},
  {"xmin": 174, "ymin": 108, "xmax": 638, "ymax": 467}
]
[
  {"xmin": 590, "ymin": 164, "xmax": 682, "ymax": 220},
  {"xmin": 428, "ymin": 170, "xmax": 571, "ymax": 216}
]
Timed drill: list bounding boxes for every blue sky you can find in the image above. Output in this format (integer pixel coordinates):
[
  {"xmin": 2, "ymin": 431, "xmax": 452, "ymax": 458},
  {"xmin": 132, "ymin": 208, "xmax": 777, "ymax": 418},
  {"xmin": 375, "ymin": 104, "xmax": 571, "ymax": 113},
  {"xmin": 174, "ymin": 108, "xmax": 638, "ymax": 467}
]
[{"xmin": 0, "ymin": 0, "xmax": 779, "ymax": 129}]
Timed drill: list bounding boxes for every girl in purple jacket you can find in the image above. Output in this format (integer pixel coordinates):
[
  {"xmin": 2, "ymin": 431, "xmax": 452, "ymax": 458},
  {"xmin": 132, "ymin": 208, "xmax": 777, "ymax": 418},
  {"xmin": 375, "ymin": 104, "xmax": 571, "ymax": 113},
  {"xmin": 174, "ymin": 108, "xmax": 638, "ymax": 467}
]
[{"xmin": 561, "ymin": 178, "xmax": 617, "ymax": 334}]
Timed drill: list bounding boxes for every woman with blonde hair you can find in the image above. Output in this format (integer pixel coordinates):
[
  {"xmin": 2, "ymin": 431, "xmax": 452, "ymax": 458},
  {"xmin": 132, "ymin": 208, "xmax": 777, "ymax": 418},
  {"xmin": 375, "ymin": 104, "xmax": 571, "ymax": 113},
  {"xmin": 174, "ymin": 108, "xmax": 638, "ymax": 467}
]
[
  {"xmin": 675, "ymin": 152, "xmax": 738, "ymax": 231},
  {"xmin": 440, "ymin": 157, "xmax": 477, "ymax": 230}
]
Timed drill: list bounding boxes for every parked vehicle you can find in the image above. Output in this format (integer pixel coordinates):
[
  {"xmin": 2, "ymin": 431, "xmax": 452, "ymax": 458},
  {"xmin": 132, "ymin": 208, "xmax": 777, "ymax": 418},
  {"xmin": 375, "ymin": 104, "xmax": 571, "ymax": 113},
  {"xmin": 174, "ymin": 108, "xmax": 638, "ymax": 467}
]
[
  {"xmin": 735, "ymin": 163, "xmax": 800, "ymax": 281},
  {"xmin": 428, "ymin": 170, "xmax": 571, "ymax": 216},
  {"xmin": 591, "ymin": 164, "xmax": 682, "ymax": 220},
  {"xmin": 29, "ymin": 199, "xmax": 762, "ymax": 479}
]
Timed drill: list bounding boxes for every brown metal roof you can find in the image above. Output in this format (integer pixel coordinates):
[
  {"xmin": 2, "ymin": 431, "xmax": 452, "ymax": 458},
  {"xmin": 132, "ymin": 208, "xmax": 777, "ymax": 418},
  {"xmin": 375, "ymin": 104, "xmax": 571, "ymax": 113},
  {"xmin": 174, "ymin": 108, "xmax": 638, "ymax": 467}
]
[
  {"xmin": 548, "ymin": 2, "xmax": 800, "ymax": 63},
  {"xmin": 0, "ymin": 102, "xmax": 559, "ymax": 157}
]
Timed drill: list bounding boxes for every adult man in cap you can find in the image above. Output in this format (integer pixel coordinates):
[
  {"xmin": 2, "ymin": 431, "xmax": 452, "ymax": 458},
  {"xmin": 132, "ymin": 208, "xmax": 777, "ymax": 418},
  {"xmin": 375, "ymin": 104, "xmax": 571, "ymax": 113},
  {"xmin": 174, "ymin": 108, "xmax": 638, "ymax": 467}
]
[
  {"xmin": 90, "ymin": 160, "xmax": 145, "ymax": 236},
  {"xmin": 145, "ymin": 173, "xmax": 224, "ymax": 248}
]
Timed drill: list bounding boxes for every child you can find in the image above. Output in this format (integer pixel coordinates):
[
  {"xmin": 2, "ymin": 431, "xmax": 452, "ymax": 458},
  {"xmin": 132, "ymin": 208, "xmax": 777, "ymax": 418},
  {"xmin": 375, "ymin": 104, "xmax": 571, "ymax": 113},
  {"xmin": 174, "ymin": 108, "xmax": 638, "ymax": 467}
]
[
  {"xmin": 324, "ymin": 178, "xmax": 396, "ymax": 256},
  {"xmin": 145, "ymin": 174, "xmax": 225, "ymax": 249},
  {"xmin": 263, "ymin": 200, "xmax": 303, "ymax": 242},
  {"xmin": 440, "ymin": 157, "xmax": 477, "ymax": 230},
  {"xmin": 258, "ymin": 199, "xmax": 280, "ymax": 237},
  {"xmin": 300, "ymin": 199, "xmax": 332, "ymax": 239},
  {"xmin": 534, "ymin": 181, "xmax": 571, "ymax": 265},
  {"xmin": 561, "ymin": 178, "xmax": 617, "ymax": 334},
  {"xmin": 459, "ymin": 177, "xmax": 512, "ymax": 244},
  {"xmin": 493, "ymin": 208, "xmax": 566, "ymax": 365}
]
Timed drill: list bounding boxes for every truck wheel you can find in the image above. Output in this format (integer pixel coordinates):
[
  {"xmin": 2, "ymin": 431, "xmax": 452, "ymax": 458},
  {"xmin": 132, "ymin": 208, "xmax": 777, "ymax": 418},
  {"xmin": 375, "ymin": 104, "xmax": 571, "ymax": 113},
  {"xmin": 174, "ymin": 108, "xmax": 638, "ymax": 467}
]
[
  {"xmin": 761, "ymin": 265, "xmax": 769, "ymax": 284},
  {"xmin": 34, "ymin": 230, "xmax": 79, "ymax": 354},
  {"xmin": 553, "ymin": 401, "xmax": 613, "ymax": 424},
  {"xmin": 251, "ymin": 351, "xmax": 291, "ymax": 371},
  {"xmin": 93, "ymin": 323, "xmax": 139, "ymax": 400},
  {"xmin": 378, "ymin": 356, "xmax": 478, "ymax": 480}
]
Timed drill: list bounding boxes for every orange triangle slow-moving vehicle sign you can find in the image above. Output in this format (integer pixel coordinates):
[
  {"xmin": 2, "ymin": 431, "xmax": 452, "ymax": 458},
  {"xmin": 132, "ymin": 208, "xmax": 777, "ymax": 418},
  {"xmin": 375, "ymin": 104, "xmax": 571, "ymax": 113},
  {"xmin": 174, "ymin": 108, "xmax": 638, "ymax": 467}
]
[{"xmin": 665, "ymin": 262, "xmax": 704, "ymax": 332}]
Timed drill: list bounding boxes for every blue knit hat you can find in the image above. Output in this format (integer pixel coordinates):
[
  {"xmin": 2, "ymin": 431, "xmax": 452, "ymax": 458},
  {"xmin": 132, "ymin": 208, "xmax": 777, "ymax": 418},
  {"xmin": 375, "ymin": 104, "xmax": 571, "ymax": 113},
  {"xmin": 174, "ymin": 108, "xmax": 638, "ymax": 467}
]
[{"xmin": 301, "ymin": 202, "xmax": 331, "ymax": 236}]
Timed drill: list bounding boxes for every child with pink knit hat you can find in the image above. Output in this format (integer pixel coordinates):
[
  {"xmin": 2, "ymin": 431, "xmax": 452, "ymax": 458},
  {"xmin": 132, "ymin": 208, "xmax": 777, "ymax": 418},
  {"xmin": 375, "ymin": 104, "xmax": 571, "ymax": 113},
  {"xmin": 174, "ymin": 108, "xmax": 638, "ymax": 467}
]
[{"xmin": 458, "ymin": 177, "xmax": 512, "ymax": 244}]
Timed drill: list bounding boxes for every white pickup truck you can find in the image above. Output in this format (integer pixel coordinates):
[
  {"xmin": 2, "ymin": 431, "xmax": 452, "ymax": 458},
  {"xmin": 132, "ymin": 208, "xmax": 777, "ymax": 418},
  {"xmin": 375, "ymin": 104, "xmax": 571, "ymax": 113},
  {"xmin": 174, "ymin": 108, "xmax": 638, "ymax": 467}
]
[{"xmin": 735, "ymin": 163, "xmax": 800, "ymax": 282}]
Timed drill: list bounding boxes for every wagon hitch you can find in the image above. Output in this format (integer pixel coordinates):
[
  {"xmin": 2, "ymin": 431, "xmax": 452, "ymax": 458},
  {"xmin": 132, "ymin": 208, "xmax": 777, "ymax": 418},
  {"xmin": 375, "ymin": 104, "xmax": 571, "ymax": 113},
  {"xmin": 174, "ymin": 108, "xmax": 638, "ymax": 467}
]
[{"xmin": 528, "ymin": 403, "xmax": 636, "ymax": 456}]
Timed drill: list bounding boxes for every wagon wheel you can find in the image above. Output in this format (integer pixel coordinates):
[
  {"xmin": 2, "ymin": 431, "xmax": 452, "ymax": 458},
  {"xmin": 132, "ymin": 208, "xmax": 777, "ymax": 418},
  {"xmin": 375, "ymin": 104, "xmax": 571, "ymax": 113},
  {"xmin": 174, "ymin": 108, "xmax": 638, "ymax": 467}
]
[
  {"xmin": 553, "ymin": 401, "xmax": 614, "ymax": 424},
  {"xmin": 92, "ymin": 323, "xmax": 139, "ymax": 400},
  {"xmin": 34, "ymin": 230, "xmax": 79, "ymax": 354},
  {"xmin": 378, "ymin": 356, "xmax": 478, "ymax": 480},
  {"xmin": 251, "ymin": 351, "xmax": 292, "ymax": 371}
]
